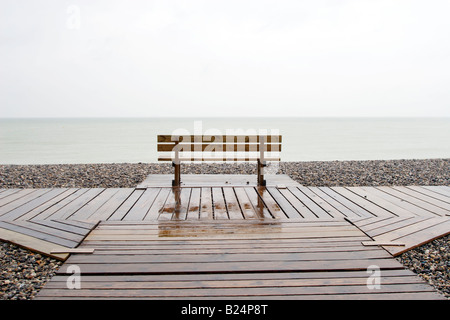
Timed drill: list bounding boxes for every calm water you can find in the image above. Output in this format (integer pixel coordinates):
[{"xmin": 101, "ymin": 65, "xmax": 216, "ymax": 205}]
[{"xmin": 0, "ymin": 118, "xmax": 449, "ymax": 165}]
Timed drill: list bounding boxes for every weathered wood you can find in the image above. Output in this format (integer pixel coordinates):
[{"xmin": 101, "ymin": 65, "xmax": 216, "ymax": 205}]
[
  {"xmin": 376, "ymin": 186, "xmax": 449, "ymax": 216},
  {"xmin": 362, "ymin": 241, "xmax": 406, "ymax": 246},
  {"xmin": 70, "ymin": 188, "xmax": 121, "ymax": 221},
  {"xmin": 406, "ymin": 186, "xmax": 450, "ymax": 205},
  {"xmin": 108, "ymin": 189, "xmax": 145, "ymax": 221},
  {"xmin": 211, "ymin": 188, "xmax": 228, "ymax": 220},
  {"xmin": 0, "ymin": 189, "xmax": 52, "ymax": 218},
  {"xmin": 233, "ymin": 188, "xmax": 258, "ymax": 219},
  {"xmin": 157, "ymin": 143, "xmax": 281, "ymax": 152},
  {"xmin": 199, "ymin": 188, "xmax": 213, "ymax": 220},
  {"xmin": 157, "ymin": 134, "xmax": 282, "ymax": 186},
  {"xmin": 122, "ymin": 188, "xmax": 160, "ymax": 221},
  {"xmin": 50, "ymin": 188, "xmax": 105, "ymax": 220},
  {"xmin": 392, "ymin": 186, "xmax": 450, "ymax": 213},
  {"xmin": 0, "ymin": 189, "xmax": 38, "ymax": 210},
  {"xmin": 223, "ymin": 188, "xmax": 243, "ymax": 220},
  {"xmin": 157, "ymin": 135, "xmax": 282, "ymax": 143},
  {"xmin": 0, "ymin": 226, "xmax": 69, "ymax": 260},
  {"xmin": 0, "ymin": 189, "xmax": 70, "ymax": 221},
  {"xmin": 51, "ymin": 248, "xmax": 95, "ymax": 254}
]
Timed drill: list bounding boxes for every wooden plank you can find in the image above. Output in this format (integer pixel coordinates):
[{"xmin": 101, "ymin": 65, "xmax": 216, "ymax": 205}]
[
  {"xmin": 298, "ymin": 187, "xmax": 345, "ymax": 219},
  {"xmin": 199, "ymin": 188, "xmax": 213, "ymax": 220},
  {"xmin": 77, "ymin": 245, "xmax": 379, "ymax": 255},
  {"xmin": 88, "ymin": 188, "xmax": 135, "ymax": 221},
  {"xmin": 384, "ymin": 219, "xmax": 450, "ymax": 256},
  {"xmin": 108, "ymin": 189, "xmax": 145, "ymax": 221},
  {"xmin": 362, "ymin": 241, "xmax": 405, "ymax": 246},
  {"xmin": 67, "ymin": 250, "xmax": 391, "ymax": 264},
  {"xmin": 307, "ymin": 187, "xmax": 362, "ymax": 219},
  {"xmin": 51, "ymin": 248, "xmax": 95, "ymax": 254},
  {"xmin": 0, "ymin": 189, "xmax": 37, "ymax": 209},
  {"xmin": 349, "ymin": 187, "xmax": 417, "ymax": 218},
  {"xmin": 157, "ymin": 135, "xmax": 282, "ymax": 143},
  {"xmin": 89, "ymin": 225, "xmax": 362, "ymax": 237},
  {"xmin": 186, "ymin": 188, "xmax": 201, "ymax": 220},
  {"xmin": 94, "ymin": 220, "xmax": 352, "ymax": 230},
  {"xmin": 0, "ymin": 189, "xmax": 52, "ymax": 217},
  {"xmin": 365, "ymin": 216, "xmax": 432, "ymax": 238},
  {"xmin": 392, "ymin": 186, "xmax": 450, "ymax": 212},
  {"xmin": 56, "ymin": 258, "xmax": 403, "ymax": 274},
  {"xmin": 212, "ymin": 188, "xmax": 228, "ymax": 220},
  {"xmin": 319, "ymin": 187, "xmax": 373, "ymax": 218},
  {"xmin": 49, "ymin": 188, "xmax": 105, "ymax": 220},
  {"xmin": 34, "ymin": 283, "xmax": 440, "ymax": 299},
  {"xmin": 0, "ymin": 221, "xmax": 79, "ymax": 248},
  {"xmin": 144, "ymin": 188, "xmax": 170, "ymax": 220},
  {"xmin": 42, "ymin": 274, "xmax": 425, "ymax": 290},
  {"xmin": 421, "ymin": 186, "xmax": 450, "ymax": 198},
  {"xmin": 122, "ymin": 188, "xmax": 161, "ymax": 221},
  {"xmin": 357, "ymin": 187, "xmax": 437, "ymax": 218},
  {"xmin": 70, "ymin": 188, "xmax": 121, "ymax": 221},
  {"xmin": 357, "ymin": 216, "xmax": 410, "ymax": 231},
  {"xmin": 31, "ymin": 219, "xmax": 90, "ymax": 236},
  {"xmin": 331, "ymin": 187, "xmax": 394, "ymax": 218},
  {"xmin": 289, "ymin": 187, "xmax": 332, "ymax": 219},
  {"xmin": 38, "ymin": 269, "xmax": 432, "ymax": 283},
  {"xmin": 233, "ymin": 187, "xmax": 257, "ymax": 219},
  {"xmin": 407, "ymin": 186, "xmax": 450, "ymax": 205},
  {"xmin": 36, "ymin": 291, "xmax": 444, "ymax": 300},
  {"xmin": 0, "ymin": 226, "xmax": 69, "ymax": 260},
  {"xmin": 223, "ymin": 188, "xmax": 243, "ymax": 219},
  {"xmin": 273, "ymin": 187, "xmax": 316, "ymax": 219},
  {"xmin": 157, "ymin": 143, "xmax": 281, "ymax": 152},
  {"xmin": 172, "ymin": 188, "xmax": 192, "ymax": 221},
  {"xmin": 55, "ymin": 219, "xmax": 97, "ymax": 230},
  {"xmin": 0, "ymin": 189, "xmax": 71, "ymax": 221},
  {"xmin": 0, "ymin": 189, "xmax": 22, "ymax": 201},
  {"xmin": 256, "ymin": 187, "xmax": 285, "ymax": 219},
  {"xmin": 6, "ymin": 220, "xmax": 85, "ymax": 243},
  {"xmin": 17, "ymin": 188, "xmax": 81, "ymax": 221},
  {"xmin": 375, "ymin": 217, "xmax": 449, "ymax": 243},
  {"xmin": 85, "ymin": 229, "xmax": 365, "ymax": 241},
  {"xmin": 244, "ymin": 188, "xmax": 273, "ymax": 219},
  {"xmin": 376, "ymin": 187, "xmax": 449, "ymax": 216},
  {"xmin": 32, "ymin": 188, "xmax": 90, "ymax": 220},
  {"xmin": 158, "ymin": 188, "xmax": 180, "ymax": 221}
]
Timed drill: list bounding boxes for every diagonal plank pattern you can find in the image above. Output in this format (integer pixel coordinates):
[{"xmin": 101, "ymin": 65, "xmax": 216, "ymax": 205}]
[
  {"xmin": 0, "ymin": 184, "xmax": 449, "ymax": 260},
  {"xmin": 1, "ymin": 181, "xmax": 449, "ymax": 299},
  {"xmin": 36, "ymin": 220, "xmax": 444, "ymax": 300},
  {"xmin": 1, "ymin": 185, "xmax": 449, "ymax": 223}
]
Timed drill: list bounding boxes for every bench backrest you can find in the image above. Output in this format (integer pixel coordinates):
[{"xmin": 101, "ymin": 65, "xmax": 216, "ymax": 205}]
[{"xmin": 157, "ymin": 135, "xmax": 282, "ymax": 162}]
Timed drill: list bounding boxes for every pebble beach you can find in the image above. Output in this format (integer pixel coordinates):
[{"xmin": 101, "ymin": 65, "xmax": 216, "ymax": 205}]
[{"xmin": 0, "ymin": 158, "xmax": 449, "ymax": 299}]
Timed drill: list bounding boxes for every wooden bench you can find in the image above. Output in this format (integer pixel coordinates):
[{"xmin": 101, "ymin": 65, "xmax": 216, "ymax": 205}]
[{"xmin": 157, "ymin": 134, "xmax": 282, "ymax": 186}]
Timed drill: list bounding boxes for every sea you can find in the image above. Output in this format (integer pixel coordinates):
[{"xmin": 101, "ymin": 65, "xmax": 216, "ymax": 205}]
[{"xmin": 0, "ymin": 117, "xmax": 449, "ymax": 165}]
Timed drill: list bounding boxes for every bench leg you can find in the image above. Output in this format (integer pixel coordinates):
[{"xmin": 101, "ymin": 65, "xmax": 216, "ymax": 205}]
[
  {"xmin": 257, "ymin": 160, "xmax": 266, "ymax": 186},
  {"xmin": 172, "ymin": 162, "xmax": 181, "ymax": 186}
]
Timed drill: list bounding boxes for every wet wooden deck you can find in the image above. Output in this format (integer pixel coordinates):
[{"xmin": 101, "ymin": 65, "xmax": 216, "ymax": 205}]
[
  {"xmin": 36, "ymin": 220, "xmax": 443, "ymax": 300},
  {"xmin": 0, "ymin": 176, "xmax": 449, "ymax": 299}
]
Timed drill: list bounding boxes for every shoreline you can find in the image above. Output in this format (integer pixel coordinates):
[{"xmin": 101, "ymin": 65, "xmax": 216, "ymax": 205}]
[
  {"xmin": 0, "ymin": 158, "xmax": 449, "ymax": 299},
  {"xmin": 1, "ymin": 158, "xmax": 449, "ymax": 188}
]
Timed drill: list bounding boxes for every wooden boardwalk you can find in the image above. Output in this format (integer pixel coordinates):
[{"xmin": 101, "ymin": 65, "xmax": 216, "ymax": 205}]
[
  {"xmin": 0, "ymin": 177, "xmax": 449, "ymax": 299},
  {"xmin": 36, "ymin": 220, "xmax": 443, "ymax": 300}
]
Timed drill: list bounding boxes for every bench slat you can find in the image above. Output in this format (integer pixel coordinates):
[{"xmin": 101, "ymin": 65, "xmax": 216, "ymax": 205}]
[
  {"xmin": 157, "ymin": 143, "xmax": 281, "ymax": 152},
  {"xmin": 157, "ymin": 135, "xmax": 282, "ymax": 143}
]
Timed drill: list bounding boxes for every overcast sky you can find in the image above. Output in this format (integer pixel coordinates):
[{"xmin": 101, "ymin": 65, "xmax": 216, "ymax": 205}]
[{"xmin": 0, "ymin": 0, "xmax": 449, "ymax": 118}]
